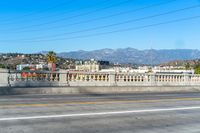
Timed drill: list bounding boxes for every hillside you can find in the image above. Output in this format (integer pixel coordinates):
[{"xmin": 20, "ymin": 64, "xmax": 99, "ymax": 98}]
[
  {"xmin": 58, "ymin": 48, "xmax": 200, "ymax": 65},
  {"xmin": 0, "ymin": 53, "xmax": 77, "ymax": 70}
]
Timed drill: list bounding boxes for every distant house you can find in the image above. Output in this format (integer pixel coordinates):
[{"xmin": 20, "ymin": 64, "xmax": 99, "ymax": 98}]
[{"xmin": 16, "ymin": 64, "xmax": 48, "ymax": 71}]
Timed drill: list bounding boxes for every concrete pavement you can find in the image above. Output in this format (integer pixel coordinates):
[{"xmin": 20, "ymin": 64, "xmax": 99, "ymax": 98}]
[{"xmin": 0, "ymin": 92, "xmax": 200, "ymax": 133}]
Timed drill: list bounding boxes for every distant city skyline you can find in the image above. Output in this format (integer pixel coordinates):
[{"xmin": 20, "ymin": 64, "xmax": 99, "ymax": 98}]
[{"xmin": 0, "ymin": 0, "xmax": 200, "ymax": 53}]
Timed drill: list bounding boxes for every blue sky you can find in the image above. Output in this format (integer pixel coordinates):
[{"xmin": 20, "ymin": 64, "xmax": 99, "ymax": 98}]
[{"xmin": 0, "ymin": 0, "xmax": 200, "ymax": 53}]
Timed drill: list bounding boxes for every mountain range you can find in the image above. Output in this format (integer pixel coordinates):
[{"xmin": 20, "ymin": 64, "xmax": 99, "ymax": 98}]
[{"xmin": 56, "ymin": 48, "xmax": 200, "ymax": 65}]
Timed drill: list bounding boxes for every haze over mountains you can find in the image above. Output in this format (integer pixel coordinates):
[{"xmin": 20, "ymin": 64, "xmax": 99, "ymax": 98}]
[{"xmin": 56, "ymin": 48, "xmax": 200, "ymax": 65}]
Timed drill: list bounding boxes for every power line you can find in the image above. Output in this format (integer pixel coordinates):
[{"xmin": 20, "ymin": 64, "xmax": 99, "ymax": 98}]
[
  {"xmin": 9, "ymin": 0, "xmax": 177, "ymax": 33},
  {"xmin": 29, "ymin": 15, "xmax": 200, "ymax": 42},
  {"xmin": 5, "ymin": 4, "xmax": 200, "ymax": 40},
  {"xmin": 0, "ymin": 0, "xmax": 76, "ymax": 23},
  {"xmin": 1, "ymin": 15, "xmax": 200, "ymax": 42},
  {"xmin": 0, "ymin": 0, "xmax": 110, "ymax": 25},
  {"xmin": 0, "ymin": 0, "xmax": 133, "ymax": 30},
  {"xmin": 22, "ymin": 0, "xmax": 110, "ymax": 23}
]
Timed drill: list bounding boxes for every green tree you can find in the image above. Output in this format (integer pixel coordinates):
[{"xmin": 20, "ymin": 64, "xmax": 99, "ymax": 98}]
[
  {"xmin": 22, "ymin": 66, "xmax": 30, "ymax": 71},
  {"xmin": 194, "ymin": 64, "xmax": 200, "ymax": 74},
  {"xmin": 185, "ymin": 62, "xmax": 190, "ymax": 70},
  {"xmin": 0, "ymin": 64, "xmax": 6, "ymax": 68}
]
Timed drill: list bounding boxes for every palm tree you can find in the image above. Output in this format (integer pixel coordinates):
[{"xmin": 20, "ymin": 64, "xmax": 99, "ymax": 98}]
[
  {"xmin": 47, "ymin": 51, "xmax": 56, "ymax": 63},
  {"xmin": 47, "ymin": 51, "xmax": 57, "ymax": 71}
]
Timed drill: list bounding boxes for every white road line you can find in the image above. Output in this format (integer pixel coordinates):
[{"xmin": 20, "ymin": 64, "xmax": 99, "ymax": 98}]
[{"xmin": 0, "ymin": 106, "xmax": 200, "ymax": 121}]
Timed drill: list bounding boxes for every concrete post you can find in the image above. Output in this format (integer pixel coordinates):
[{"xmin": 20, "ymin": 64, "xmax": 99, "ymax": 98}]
[
  {"xmin": 184, "ymin": 74, "xmax": 190, "ymax": 85},
  {"xmin": 143, "ymin": 74, "xmax": 148, "ymax": 83},
  {"xmin": 59, "ymin": 70, "xmax": 69, "ymax": 86},
  {"xmin": 109, "ymin": 72, "xmax": 116, "ymax": 86},
  {"xmin": 150, "ymin": 74, "xmax": 156, "ymax": 86},
  {"xmin": 0, "ymin": 69, "xmax": 9, "ymax": 87}
]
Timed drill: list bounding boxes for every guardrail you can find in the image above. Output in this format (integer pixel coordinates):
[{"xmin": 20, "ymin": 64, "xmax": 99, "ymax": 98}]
[{"xmin": 1, "ymin": 69, "xmax": 200, "ymax": 87}]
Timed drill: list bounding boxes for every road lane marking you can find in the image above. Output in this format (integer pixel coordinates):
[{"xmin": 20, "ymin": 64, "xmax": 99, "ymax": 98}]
[
  {"xmin": 0, "ymin": 106, "xmax": 200, "ymax": 121},
  {"xmin": 1, "ymin": 97, "xmax": 200, "ymax": 108}
]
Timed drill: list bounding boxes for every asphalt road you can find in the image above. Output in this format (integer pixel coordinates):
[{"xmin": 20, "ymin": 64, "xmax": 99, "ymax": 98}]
[{"xmin": 0, "ymin": 92, "xmax": 200, "ymax": 133}]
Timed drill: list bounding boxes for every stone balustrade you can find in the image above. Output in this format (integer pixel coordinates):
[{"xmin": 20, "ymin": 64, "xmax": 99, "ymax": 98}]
[{"xmin": 1, "ymin": 69, "xmax": 200, "ymax": 87}]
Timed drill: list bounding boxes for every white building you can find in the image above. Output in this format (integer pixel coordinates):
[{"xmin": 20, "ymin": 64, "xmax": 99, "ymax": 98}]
[
  {"xmin": 75, "ymin": 59, "xmax": 100, "ymax": 72},
  {"xmin": 76, "ymin": 64, "xmax": 99, "ymax": 72},
  {"xmin": 16, "ymin": 64, "xmax": 33, "ymax": 71},
  {"xmin": 152, "ymin": 66, "xmax": 194, "ymax": 74},
  {"xmin": 16, "ymin": 64, "xmax": 48, "ymax": 71}
]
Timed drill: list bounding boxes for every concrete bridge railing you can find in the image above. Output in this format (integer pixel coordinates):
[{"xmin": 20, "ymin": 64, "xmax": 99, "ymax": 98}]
[{"xmin": 1, "ymin": 69, "xmax": 200, "ymax": 87}]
